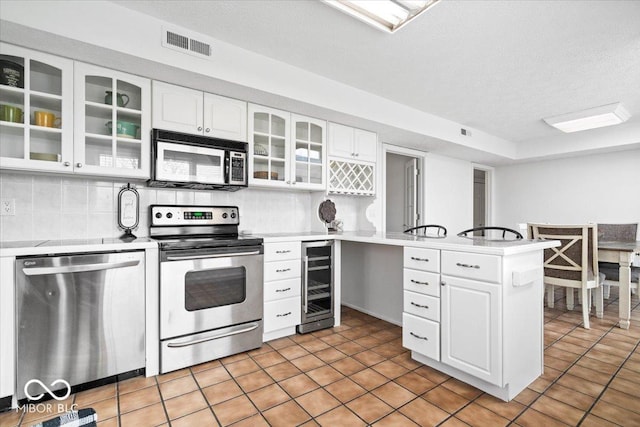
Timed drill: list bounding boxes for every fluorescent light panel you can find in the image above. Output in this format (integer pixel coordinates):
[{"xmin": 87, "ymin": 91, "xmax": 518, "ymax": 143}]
[
  {"xmin": 543, "ymin": 103, "xmax": 631, "ymax": 133},
  {"xmin": 323, "ymin": 0, "xmax": 440, "ymax": 33}
]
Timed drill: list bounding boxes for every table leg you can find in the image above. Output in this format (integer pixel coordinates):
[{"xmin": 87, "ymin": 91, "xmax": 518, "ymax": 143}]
[{"xmin": 618, "ymin": 253, "xmax": 632, "ymax": 329}]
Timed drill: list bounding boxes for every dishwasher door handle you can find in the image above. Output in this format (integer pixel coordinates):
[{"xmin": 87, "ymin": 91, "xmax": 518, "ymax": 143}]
[
  {"xmin": 22, "ymin": 260, "xmax": 140, "ymax": 276},
  {"xmin": 166, "ymin": 323, "xmax": 260, "ymax": 348}
]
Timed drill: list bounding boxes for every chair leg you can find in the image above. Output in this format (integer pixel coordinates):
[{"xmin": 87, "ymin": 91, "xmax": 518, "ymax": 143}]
[
  {"xmin": 567, "ymin": 288, "xmax": 575, "ymax": 311},
  {"xmin": 546, "ymin": 285, "xmax": 555, "ymax": 308},
  {"xmin": 603, "ymin": 282, "xmax": 611, "ymax": 299},
  {"xmin": 581, "ymin": 287, "xmax": 590, "ymax": 329},
  {"xmin": 594, "ymin": 286, "xmax": 603, "ymax": 318}
]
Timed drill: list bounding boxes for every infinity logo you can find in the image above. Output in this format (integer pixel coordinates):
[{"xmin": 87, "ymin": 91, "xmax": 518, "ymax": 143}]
[{"xmin": 24, "ymin": 379, "xmax": 71, "ymax": 401}]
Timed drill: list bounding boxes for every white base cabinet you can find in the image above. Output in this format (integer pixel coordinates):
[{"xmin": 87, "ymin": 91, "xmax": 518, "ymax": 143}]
[
  {"xmin": 403, "ymin": 246, "xmax": 545, "ymax": 401},
  {"xmin": 263, "ymin": 241, "xmax": 302, "ymax": 341}
]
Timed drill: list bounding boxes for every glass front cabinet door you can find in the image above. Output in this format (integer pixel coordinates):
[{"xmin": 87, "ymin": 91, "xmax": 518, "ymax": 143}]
[
  {"xmin": 73, "ymin": 62, "xmax": 151, "ymax": 178},
  {"xmin": 291, "ymin": 114, "xmax": 326, "ymax": 190},
  {"xmin": 249, "ymin": 104, "xmax": 326, "ymax": 190},
  {"xmin": 0, "ymin": 43, "xmax": 74, "ymax": 172}
]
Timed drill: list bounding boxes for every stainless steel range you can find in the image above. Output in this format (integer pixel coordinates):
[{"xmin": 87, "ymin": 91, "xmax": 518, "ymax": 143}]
[{"xmin": 150, "ymin": 204, "xmax": 264, "ymax": 373}]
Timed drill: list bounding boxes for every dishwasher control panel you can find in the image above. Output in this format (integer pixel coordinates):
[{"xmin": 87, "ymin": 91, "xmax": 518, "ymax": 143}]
[{"xmin": 150, "ymin": 205, "xmax": 239, "ymax": 226}]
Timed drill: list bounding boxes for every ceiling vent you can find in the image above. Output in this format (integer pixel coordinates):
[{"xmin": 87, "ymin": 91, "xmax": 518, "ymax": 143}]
[{"xmin": 162, "ymin": 26, "xmax": 212, "ymax": 58}]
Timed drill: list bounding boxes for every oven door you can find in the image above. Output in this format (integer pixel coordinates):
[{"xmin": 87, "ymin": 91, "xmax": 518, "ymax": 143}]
[
  {"xmin": 155, "ymin": 141, "xmax": 226, "ymax": 185},
  {"xmin": 160, "ymin": 245, "xmax": 263, "ymax": 339}
]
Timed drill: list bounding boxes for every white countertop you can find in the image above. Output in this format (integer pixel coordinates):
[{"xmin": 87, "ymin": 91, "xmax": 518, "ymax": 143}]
[
  {"xmin": 0, "ymin": 237, "xmax": 157, "ymax": 257},
  {"xmin": 1, "ymin": 231, "xmax": 558, "ymax": 257},
  {"xmin": 259, "ymin": 231, "xmax": 559, "ymax": 255}
]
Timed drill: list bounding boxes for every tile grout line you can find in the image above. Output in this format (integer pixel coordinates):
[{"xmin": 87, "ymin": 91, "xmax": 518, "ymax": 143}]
[
  {"xmin": 575, "ymin": 335, "xmax": 640, "ymax": 426},
  {"xmin": 187, "ymin": 366, "xmax": 224, "ymax": 427}
]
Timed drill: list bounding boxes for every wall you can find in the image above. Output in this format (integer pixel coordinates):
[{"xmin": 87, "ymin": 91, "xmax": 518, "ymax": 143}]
[
  {"xmin": 424, "ymin": 153, "xmax": 474, "ymax": 234},
  {"xmin": 494, "ymin": 148, "xmax": 640, "ymax": 237},
  {"xmin": 0, "ymin": 171, "xmax": 376, "ymax": 241}
]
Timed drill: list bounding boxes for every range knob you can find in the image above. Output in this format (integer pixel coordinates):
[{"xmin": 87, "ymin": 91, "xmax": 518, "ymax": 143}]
[
  {"xmin": 222, "ymin": 213, "xmax": 228, "ymax": 219},
  {"xmin": 166, "ymin": 212, "xmax": 173, "ymax": 219},
  {"xmin": 231, "ymin": 212, "xmax": 236, "ymax": 219},
  {"xmin": 155, "ymin": 212, "xmax": 162, "ymax": 219}
]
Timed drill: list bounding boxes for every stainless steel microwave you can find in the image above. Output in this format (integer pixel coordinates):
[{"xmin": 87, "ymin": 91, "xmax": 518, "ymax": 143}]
[{"xmin": 149, "ymin": 129, "xmax": 247, "ymax": 190}]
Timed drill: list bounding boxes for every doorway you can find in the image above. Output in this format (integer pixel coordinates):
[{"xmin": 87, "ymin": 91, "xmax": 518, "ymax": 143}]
[
  {"xmin": 384, "ymin": 148, "xmax": 424, "ymax": 232},
  {"xmin": 473, "ymin": 168, "xmax": 489, "ymax": 232}
]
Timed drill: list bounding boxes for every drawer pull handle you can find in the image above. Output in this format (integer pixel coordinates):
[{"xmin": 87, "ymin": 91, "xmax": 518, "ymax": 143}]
[
  {"xmin": 410, "ymin": 302, "xmax": 429, "ymax": 309},
  {"xmin": 276, "ymin": 312, "xmax": 292, "ymax": 317},
  {"xmin": 410, "ymin": 279, "xmax": 429, "ymax": 286},
  {"xmin": 456, "ymin": 262, "xmax": 480, "ymax": 269},
  {"xmin": 411, "ymin": 256, "xmax": 429, "ymax": 262},
  {"xmin": 276, "ymin": 250, "xmax": 291, "ymax": 254},
  {"xmin": 275, "ymin": 287, "xmax": 291, "ymax": 293},
  {"xmin": 276, "ymin": 268, "xmax": 291, "ymax": 273},
  {"xmin": 410, "ymin": 332, "xmax": 428, "ymax": 341}
]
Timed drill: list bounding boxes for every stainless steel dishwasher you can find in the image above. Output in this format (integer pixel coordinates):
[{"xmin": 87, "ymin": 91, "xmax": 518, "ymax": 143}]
[{"xmin": 16, "ymin": 251, "xmax": 145, "ymax": 400}]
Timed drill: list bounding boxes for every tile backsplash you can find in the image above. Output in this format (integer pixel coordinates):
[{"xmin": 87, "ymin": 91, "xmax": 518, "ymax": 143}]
[{"xmin": 0, "ymin": 172, "xmax": 373, "ymax": 241}]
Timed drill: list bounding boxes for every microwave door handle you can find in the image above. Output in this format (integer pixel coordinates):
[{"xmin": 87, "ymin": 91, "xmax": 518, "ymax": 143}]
[{"xmin": 224, "ymin": 151, "xmax": 230, "ymax": 184}]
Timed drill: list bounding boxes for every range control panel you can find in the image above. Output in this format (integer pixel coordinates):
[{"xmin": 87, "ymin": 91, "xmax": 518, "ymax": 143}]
[{"xmin": 150, "ymin": 205, "xmax": 239, "ymax": 226}]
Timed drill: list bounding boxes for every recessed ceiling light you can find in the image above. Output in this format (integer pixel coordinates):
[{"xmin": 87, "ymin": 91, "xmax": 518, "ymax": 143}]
[
  {"xmin": 543, "ymin": 103, "xmax": 631, "ymax": 133},
  {"xmin": 322, "ymin": 0, "xmax": 440, "ymax": 33}
]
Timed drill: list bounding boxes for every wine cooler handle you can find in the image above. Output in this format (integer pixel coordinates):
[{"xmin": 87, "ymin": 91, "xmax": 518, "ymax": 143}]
[{"xmin": 303, "ymin": 255, "xmax": 309, "ymax": 314}]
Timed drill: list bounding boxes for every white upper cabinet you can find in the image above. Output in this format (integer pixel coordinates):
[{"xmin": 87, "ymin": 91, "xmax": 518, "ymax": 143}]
[
  {"xmin": 249, "ymin": 104, "xmax": 291, "ymax": 187},
  {"xmin": 328, "ymin": 122, "xmax": 377, "ymax": 163},
  {"xmin": 249, "ymin": 104, "xmax": 326, "ymax": 190},
  {"xmin": 152, "ymin": 81, "xmax": 247, "ymax": 141},
  {"xmin": 203, "ymin": 93, "xmax": 247, "ymax": 142},
  {"xmin": 0, "ymin": 43, "xmax": 74, "ymax": 173},
  {"xmin": 74, "ymin": 62, "xmax": 151, "ymax": 178},
  {"xmin": 291, "ymin": 114, "xmax": 326, "ymax": 190}
]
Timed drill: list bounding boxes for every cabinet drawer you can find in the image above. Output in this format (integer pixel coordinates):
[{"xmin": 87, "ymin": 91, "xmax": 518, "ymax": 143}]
[
  {"xmin": 264, "ymin": 242, "xmax": 301, "ymax": 262},
  {"xmin": 402, "ymin": 313, "xmax": 440, "ymax": 361},
  {"xmin": 264, "ymin": 259, "xmax": 301, "ymax": 282},
  {"xmin": 264, "ymin": 297, "xmax": 301, "ymax": 332},
  {"xmin": 404, "ymin": 291, "xmax": 440, "ymax": 321},
  {"xmin": 264, "ymin": 278, "xmax": 301, "ymax": 302},
  {"xmin": 404, "ymin": 247, "xmax": 440, "ymax": 273},
  {"xmin": 441, "ymin": 251, "xmax": 501, "ymax": 283},
  {"xmin": 404, "ymin": 269, "xmax": 440, "ymax": 297}
]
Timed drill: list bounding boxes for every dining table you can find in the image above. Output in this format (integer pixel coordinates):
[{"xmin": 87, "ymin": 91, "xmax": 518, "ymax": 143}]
[{"xmin": 598, "ymin": 240, "xmax": 640, "ymax": 329}]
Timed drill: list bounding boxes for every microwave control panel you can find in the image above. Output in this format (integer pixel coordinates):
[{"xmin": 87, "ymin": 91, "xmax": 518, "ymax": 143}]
[{"xmin": 150, "ymin": 205, "xmax": 239, "ymax": 226}]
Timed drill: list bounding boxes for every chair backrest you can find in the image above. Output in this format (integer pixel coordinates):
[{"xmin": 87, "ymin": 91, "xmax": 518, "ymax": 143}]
[
  {"xmin": 456, "ymin": 226, "xmax": 523, "ymax": 240},
  {"xmin": 597, "ymin": 223, "xmax": 638, "ymax": 242},
  {"xmin": 404, "ymin": 224, "xmax": 447, "ymax": 238},
  {"xmin": 528, "ymin": 223, "xmax": 599, "ymax": 287}
]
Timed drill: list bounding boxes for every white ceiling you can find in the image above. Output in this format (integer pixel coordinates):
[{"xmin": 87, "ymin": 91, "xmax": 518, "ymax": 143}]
[{"xmin": 112, "ymin": 0, "xmax": 640, "ymax": 147}]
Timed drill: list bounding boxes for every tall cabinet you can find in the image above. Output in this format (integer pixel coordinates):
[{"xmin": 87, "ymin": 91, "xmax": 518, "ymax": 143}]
[
  {"xmin": 74, "ymin": 62, "xmax": 150, "ymax": 178},
  {"xmin": 0, "ymin": 43, "xmax": 73, "ymax": 172}
]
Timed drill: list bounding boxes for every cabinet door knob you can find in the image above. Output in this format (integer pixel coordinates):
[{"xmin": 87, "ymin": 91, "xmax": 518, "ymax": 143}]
[
  {"xmin": 76, "ymin": 162, "xmax": 83, "ymax": 168},
  {"xmin": 197, "ymin": 126, "xmax": 203, "ymax": 131},
  {"xmin": 441, "ymin": 281, "xmax": 446, "ymax": 286},
  {"xmin": 63, "ymin": 162, "xmax": 70, "ymax": 167},
  {"xmin": 205, "ymin": 128, "xmax": 210, "ymax": 133},
  {"xmin": 355, "ymin": 153, "xmax": 359, "ymax": 157}
]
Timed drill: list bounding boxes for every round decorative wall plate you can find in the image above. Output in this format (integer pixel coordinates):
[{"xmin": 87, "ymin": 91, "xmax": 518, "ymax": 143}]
[{"xmin": 318, "ymin": 199, "xmax": 336, "ymax": 224}]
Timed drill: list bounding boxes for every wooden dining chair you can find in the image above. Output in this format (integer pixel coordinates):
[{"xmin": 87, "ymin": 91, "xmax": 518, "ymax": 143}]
[
  {"xmin": 528, "ymin": 223, "xmax": 604, "ymax": 329},
  {"xmin": 404, "ymin": 224, "xmax": 447, "ymax": 238},
  {"xmin": 597, "ymin": 223, "xmax": 639, "ymax": 299}
]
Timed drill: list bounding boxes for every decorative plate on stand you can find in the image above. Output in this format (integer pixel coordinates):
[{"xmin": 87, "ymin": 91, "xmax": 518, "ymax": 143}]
[{"xmin": 318, "ymin": 199, "xmax": 336, "ymax": 230}]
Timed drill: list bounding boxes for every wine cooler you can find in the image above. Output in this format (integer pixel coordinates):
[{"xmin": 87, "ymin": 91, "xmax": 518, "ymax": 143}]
[{"xmin": 298, "ymin": 240, "xmax": 334, "ymax": 334}]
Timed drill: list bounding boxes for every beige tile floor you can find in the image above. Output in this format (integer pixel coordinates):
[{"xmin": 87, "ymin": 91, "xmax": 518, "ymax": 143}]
[{"xmin": 1, "ymin": 286, "xmax": 639, "ymax": 427}]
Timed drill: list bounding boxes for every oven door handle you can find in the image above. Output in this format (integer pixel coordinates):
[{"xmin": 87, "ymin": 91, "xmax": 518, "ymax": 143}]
[
  {"xmin": 165, "ymin": 250, "xmax": 261, "ymax": 261},
  {"xmin": 166, "ymin": 323, "xmax": 260, "ymax": 348}
]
